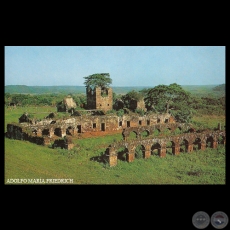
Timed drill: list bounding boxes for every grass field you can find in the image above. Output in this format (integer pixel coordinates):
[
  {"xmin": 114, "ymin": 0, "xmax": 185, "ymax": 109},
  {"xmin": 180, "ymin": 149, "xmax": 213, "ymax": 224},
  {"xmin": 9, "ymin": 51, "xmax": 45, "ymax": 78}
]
[{"xmin": 4, "ymin": 106, "xmax": 226, "ymax": 185}]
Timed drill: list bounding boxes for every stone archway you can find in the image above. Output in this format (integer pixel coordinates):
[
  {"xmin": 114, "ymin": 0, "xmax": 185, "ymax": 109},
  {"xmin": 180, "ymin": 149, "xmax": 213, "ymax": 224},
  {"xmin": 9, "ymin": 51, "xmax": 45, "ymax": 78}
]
[
  {"xmin": 206, "ymin": 136, "xmax": 214, "ymax": 148},
  {"xmin": 117, "ymin": 147, "xmax": 129, "ymax": 162},
  {"xmin": 153, "ymin": 128, "xmax": 160, "ymax": 136},
  {"xmin": 129, "ymin": 131, "xmax": 138, "ymax": 140},
  {"xmin": 54, "ymin": 127, "xmax": 62, "ymax": 137},
  {"xmin": 135, "ymin": 144, "xmax": 145, "ymax": 159},
  {"xmin": 180, "ymin": 139, "xmax": 189, "ymax": 153},
  {"xmin": 166, "ymin": 141, "xmax": 175, "ymax": 155},
  {"xmin": 140, "ymin": 130, "xmax": 150, "ymax": 138},
  {"xmin": 151, "ymin": 143, "xmax": 161, "ymax": 156},
  {"xmin": 42, "ymin": 128, "xmax": 49, "ymax": 136},
  {"xmin": 163, "ymin": 127, "xmax": 171, "ymax": 136},
  {"xmin": 174, "ymin": 127, "xmax": 182, "ymax": 135},
  {"xmin": 193, "ymin": 138, "xmax": 202, "ymax": 151}
]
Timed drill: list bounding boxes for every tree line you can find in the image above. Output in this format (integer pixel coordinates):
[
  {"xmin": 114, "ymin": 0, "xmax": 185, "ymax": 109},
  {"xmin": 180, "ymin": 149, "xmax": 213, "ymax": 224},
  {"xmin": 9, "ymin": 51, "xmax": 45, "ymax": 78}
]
[{"xmin": 5, "ymin": 73, "xmax": 225, "ymax": 124}]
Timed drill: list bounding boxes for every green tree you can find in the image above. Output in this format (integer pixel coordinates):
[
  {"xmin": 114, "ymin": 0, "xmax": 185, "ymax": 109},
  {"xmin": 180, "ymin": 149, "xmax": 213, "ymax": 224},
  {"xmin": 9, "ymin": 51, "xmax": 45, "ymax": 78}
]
[
  {"xmin": 121, "ymin": 90, "xmax": 143, "ymax": 109},
  {"xmin": 144, "ymin": 83, "xmax": 192, "ymax": 122},
  {"xmin": 83, "ymin": 73, "xmax": 112, "ymax": 89}
]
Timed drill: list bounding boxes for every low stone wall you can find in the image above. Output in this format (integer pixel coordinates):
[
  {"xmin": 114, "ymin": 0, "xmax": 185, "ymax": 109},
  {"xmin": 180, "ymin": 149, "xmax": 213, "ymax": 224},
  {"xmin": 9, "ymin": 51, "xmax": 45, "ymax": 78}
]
[
  {"xmin": 52, "ymin": 138, "xmax": 74, "ymax": 150},
  {"xmin": 6, "ymin": 123, "xmax": 50, "ymax": 146}
]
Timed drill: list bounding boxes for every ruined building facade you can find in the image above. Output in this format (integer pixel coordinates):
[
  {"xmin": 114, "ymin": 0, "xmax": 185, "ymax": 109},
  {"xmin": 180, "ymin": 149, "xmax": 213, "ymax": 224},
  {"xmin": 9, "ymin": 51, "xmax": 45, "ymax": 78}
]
[
  {"xmin": 86, "ymin": 87, "xmax": 113, "ymax": 111},
  {"xmin": 6, "ymin": 112, "xmax": 176, "ymax": 149}
]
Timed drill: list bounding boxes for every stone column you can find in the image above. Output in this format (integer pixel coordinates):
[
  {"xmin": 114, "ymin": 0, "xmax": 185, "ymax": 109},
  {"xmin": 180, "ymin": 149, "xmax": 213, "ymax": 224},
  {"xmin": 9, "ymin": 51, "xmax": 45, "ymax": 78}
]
[
  {"xmin": 173, "ymin": 143, "xmax": 180, "ymax": 155},
  {"xmin": 187, "ymin": 143, "xmax": 193, "ymax": 153},
  {"xmin": 122, "ymin": 134, "xmax": 127, "ymax": 141},
  {"xmin": 60, "ymin": 128, "xmax": 66, "ymax": 138},
  {"xmin": 201, "ymin": 142, "xmax": 206, "ymax": 150},
  {"xmin": 212, "ymin": 140, "xmax": 218, "ymax": 149},
  {"xmin": 49, "ymin": 128, "xmax": 54, "ymax": 138},
  {"xmin": 72, "ymin": 128, "xmax": 78, "ymax": 136},
  {"xmin": 144, "ymin": 145, "xmax": 151, "ymax": 159},
  {"xmin": 37, "ymin": 129, "xmax": 42, "ymax": 137},
  {"xmin": 109, "ymin": 147, "xmax": 117, "ymax": 167},
  {"xmin": 159, "ymin": 146, "xmax": 166, "ymax": 158},
  {"xmin": 127, "ymin": 149, "xmax": 135, "ymax": 162},
  {"xmin": 43, "ymin": 137, "xmax": 50, "ymax": 146}
]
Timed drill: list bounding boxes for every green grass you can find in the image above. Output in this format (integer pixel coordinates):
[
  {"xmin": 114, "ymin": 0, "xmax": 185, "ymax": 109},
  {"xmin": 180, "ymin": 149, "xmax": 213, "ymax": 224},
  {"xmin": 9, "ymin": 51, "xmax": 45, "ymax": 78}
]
[
  {"xmin": 5, "ymin": 137, "xmax": 225, "ymax": 184},
  {"xmin": 4, "ymin": 106, "xmax": 226, "ymax": 184},
  {"xmin": 4, "ymin": 105, "xmax": 62, "ymax": 132},
  {"xmin": 191, "ymin": 115, "xmax": 225, "ymax": 130},
  {"xmin": 181, "ymin": 85, "xmax": 225, "ymax": 98}
]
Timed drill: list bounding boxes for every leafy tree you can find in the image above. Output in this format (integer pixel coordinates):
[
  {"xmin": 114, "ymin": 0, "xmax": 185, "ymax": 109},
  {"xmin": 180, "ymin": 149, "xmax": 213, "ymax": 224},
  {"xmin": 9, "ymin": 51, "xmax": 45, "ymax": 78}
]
[
  {"xmin": 121, "ymin": 90, "xmax": 143, "ymax": 109},
  {"xmin": 83, "ymin": 73, "xmax": 112, "ymax": 89},
  {"xmin": 144, "ymin": 83, "xmax": 192, "ymax": 122}
]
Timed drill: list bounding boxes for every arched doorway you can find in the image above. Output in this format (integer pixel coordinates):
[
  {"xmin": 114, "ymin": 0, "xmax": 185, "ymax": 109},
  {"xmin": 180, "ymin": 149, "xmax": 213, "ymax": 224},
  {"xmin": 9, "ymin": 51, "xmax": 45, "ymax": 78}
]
[
  {"xmin": 193, "ymin": 138, "xmax": 201, "ymax": 151},
  {"xmin": 129, "ymin": 131, "xmax": 138, "ymax": 140},
  {"xmin": 117, "ymin": 147, "xmax": 129, "ymax": 162},
  {"xmin": 66, "ymin": 126, "xmax": 73, "ymax": 135},
  {"xmin": 218, "ymin": 135, "xmax": 225, "ymax": 145},
  {"xmin": 206, "ymin": 136, "xmax": 214, "ymax": 148},
  {"xmin": 141, "ymin": 130, "xmax": 150, "ymax": 138},
  {"xmin": 151, "ymin": 143, "xmax": 161, "ymax": 156},
  {"xmin": 54, "ymin": 128, "xmax": 62, "ymax": 137},
  {"xmin": 174, "ymin": 127, "xmax": 182, "ymax": 135},
  {"xmin": 163, "ymin": 128, "xmax": 171, "ymax": 136},
  {"xmin": 180, "ymin": 139, "xmax": 189, "ymax": 153},
  {"xmin": 42, "ymin": 129, "xmax": 49, "ymax": 136},
  {"xmin": 153, "ymin": 129, "xmax": 160, "ymax": 136},
  {"xmin": 166, "ymin": 141, "xmax": 175, "ymax": 155},
  {"xmin": 135, "ymin": 145, "xmax": 145, "ymax": 159}
]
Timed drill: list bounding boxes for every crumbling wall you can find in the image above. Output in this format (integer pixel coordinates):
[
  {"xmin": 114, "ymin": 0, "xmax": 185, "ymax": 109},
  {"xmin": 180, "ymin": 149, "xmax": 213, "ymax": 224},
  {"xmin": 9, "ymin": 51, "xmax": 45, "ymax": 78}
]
[
  {"xmin": 6, "ymin": 123, "xmax": 50, "ymax": 145},
  {"xmin": 106, "ymin": 130, "xmax": 226, "ymax": 166},
  {"xmin": 57, "ymin": 96, "xmax": 77, "ymax": 112},
  {"xmin": 73, "ymin": 115, "xmax": 119, "ymax": 132},
  {"xmin": 87, "ymin": 87, "xmax": 113, "ymax": 111},
  {"xmin": 52, "ymin": 136, "xmax": 74, "ymax": 150},
  {"xmin": 120, "ymin": 113, "xmax": 174, "ymax": 128}
]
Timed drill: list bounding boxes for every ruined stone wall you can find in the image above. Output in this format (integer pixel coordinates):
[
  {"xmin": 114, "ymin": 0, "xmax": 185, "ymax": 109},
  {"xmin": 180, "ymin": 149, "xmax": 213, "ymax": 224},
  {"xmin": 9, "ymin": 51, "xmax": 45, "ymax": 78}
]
[
  {"xmin": 120, "ymin": 113, "xmax": 174, "ymax": 128},
  {"xmin": 6, "ymin": 124, "xmax": 50, "ymax": 146},
  {"xmin": 6, "ymin": 112, "xmax": 176, "ymax": 150},
  {"xmin": 73, "ymin": 115, "xmax": 119, "ymax": 132},
  {"xmin": 106, "ymin": 130, "xmax": 226, "ymax": 166}
]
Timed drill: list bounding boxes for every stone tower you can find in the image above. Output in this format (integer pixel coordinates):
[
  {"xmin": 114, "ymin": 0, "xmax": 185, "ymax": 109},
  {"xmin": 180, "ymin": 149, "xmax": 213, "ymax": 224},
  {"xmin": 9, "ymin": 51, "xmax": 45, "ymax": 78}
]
[{"xmin": 86, "ymin": 87, "xmax": 113, "ymax": 111}]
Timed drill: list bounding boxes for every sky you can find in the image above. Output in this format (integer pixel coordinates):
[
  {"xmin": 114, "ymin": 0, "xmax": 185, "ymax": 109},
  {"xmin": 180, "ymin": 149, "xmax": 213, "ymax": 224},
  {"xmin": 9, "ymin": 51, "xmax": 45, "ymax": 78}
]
[{"xmin": 4, "ymin": 46, "xmax": 225, "ymax": 87}]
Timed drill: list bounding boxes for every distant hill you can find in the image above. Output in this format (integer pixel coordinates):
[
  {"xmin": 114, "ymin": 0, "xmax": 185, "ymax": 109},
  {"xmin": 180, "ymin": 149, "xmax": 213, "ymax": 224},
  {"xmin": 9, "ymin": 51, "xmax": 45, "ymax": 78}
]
[
  {"xmin": 213, "ymin": 84, "xmax": 225, "ymax": 91},
  {"xmin": 5, "ymin": 84, "xmax": 225, "ymax": 97},
  {"xmin": 4, "ymin": 85, "xmax": 150, "ymax": 95},
  {"xmin": 5, "ymin": 85, "xmax": 86, "ymax": 94}
]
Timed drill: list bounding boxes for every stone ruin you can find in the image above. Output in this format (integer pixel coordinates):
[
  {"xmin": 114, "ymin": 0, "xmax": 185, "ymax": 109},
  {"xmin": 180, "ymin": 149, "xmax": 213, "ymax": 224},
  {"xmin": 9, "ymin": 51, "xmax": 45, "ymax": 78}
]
[
  {"xmin": 5, "ymin": 110, "xmax": 176, "ymax": 150},
  {"xmin": 5, "ymin": 84, "xmax": 225, "ymax": 166},
  {"xmin": 86, "ymin": 86, "xmax": 113, "ymax": 111},
  {"xmin": 57, "ymin": 95, "xmax": 77, "ymax": 113},
  {"xmin": 105, "ymin": 125, "xmax": 226, "ymax": 166}
]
